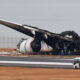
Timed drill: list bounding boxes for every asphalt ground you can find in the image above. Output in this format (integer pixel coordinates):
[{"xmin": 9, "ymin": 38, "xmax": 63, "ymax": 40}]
[{"xmin": 0, "ymin": 56, "xmax": 74, "ymax": 69}]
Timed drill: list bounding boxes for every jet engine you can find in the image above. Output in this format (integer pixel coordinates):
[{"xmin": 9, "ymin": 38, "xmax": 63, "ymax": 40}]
[
  {"xmin": 17, "ymin": 38, "xmax": 53, "ymax": 54},
  {"xmin": 17, "ymin": 38, "xmax": 41, "ymax": 54}
]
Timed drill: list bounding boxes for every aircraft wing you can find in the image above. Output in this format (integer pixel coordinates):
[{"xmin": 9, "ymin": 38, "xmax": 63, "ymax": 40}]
[
  {"xmin": 0, "ymin": 20, "xmax": 36, "ymax": 37},
  {"xmin": 0, "ymin": 20, "xmax": 50, "ymax": 38},
  {"xmin": 0, "ymin": 20, "xmax": 73, "ymax": 46}
]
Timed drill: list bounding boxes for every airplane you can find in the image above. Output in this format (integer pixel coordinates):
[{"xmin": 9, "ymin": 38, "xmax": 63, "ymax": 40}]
[{"xmin": 0, "ymin": 20, "xmax": 80, "ymax": 54}]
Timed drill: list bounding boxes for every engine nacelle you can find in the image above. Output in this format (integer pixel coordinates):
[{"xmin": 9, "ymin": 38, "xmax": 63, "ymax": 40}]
[
  {"xmin": 17, "ymin": 38, "xmax": 41, "ymax": 54},
  {"xmin": 17, "ymin": 37, "xmax": 53, "ymax": 54}
]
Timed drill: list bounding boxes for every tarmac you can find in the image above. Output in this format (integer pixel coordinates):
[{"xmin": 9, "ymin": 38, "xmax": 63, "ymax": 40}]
[{"xmin": 0, "ymin": 56, "xmax": 74, "ymax": 69}]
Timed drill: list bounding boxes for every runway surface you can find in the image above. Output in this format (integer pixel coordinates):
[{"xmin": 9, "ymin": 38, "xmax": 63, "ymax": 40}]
[{"xmin": 0, "ymin": 56, "xmax": 74, "ymax": 69}]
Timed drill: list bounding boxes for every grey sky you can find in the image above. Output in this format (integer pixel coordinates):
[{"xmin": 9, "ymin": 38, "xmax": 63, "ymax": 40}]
[{"xmin": 0, "ymin": 0, "xmax": 80, "ymax": 38}]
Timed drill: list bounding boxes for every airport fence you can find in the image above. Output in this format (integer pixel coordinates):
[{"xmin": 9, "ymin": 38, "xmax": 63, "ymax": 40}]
[{"xmin": 0, "ymin": 37, "xmax": 21, "ymax": 48}]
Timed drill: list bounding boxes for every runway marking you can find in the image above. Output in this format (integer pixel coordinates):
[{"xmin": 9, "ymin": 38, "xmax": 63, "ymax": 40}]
[
  {"xmin": 0, "ymin": 61, "xmax": 73, "ymax": 66},
  {"xmin": 50, "ymin": 59, "xmax": 73, "ymax": 61}
]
